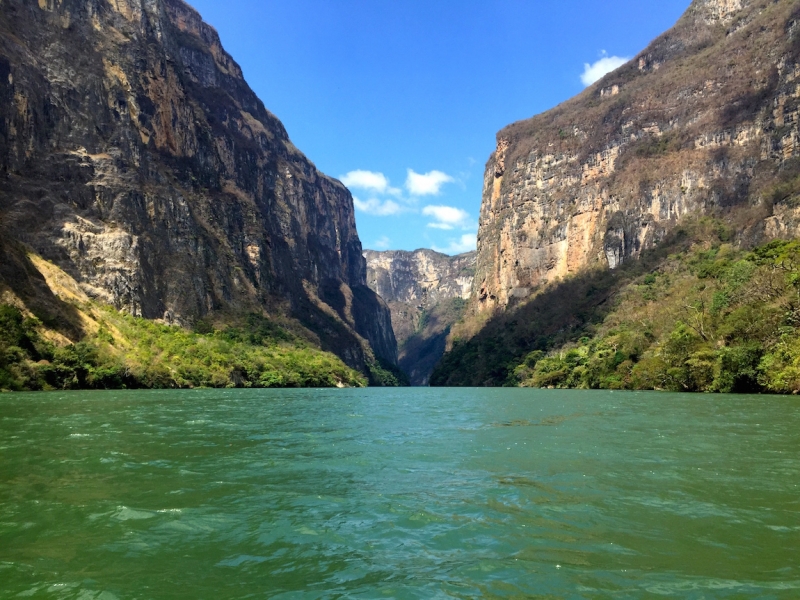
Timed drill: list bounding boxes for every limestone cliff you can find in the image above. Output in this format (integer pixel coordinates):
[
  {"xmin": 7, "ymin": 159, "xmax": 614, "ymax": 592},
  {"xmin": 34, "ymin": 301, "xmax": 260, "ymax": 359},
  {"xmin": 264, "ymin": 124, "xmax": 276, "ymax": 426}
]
[
  {"xmin": 0, "ymin": 0, "xmax": 397, "ymax": 376},
  {"xmin": 474, "ymin": 0, "xmax": 800, "ymax": 313},
  {"xmin": 364, "ymin": 249, "xmax": 475, "ymax": 385}
]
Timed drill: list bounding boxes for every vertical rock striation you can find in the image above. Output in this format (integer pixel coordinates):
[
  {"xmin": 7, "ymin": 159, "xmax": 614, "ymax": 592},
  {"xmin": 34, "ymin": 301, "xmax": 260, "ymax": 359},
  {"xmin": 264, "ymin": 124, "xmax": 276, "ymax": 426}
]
[
  {"xmin": 0, "ymin": 0, "xmax": 397, "ymax": 374},
  {"xmin": 365, "ymin": 249, "xmax": 475, "ymax": 385},
  {"xmin": 473, "ymin": 0, "xmax": 800, "ymax": 314}
]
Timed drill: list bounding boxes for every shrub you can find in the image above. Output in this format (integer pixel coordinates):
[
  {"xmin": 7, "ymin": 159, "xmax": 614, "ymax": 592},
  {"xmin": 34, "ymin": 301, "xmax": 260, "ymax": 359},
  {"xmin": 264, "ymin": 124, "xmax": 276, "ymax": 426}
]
[
  {"xmin": 0, "ymin": 305, "xmax": 368, "ymax": 391},
  {"xmin": 469, "ymin": 227, "xmax": 800, "ymax": 395}
]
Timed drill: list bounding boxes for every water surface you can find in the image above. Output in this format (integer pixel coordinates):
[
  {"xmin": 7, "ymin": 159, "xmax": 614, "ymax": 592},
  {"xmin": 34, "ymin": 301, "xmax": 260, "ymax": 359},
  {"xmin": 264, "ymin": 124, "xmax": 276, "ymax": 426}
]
[{"xmin": 1, "ymin": 388, "xmax": 798, "ymax": 598}]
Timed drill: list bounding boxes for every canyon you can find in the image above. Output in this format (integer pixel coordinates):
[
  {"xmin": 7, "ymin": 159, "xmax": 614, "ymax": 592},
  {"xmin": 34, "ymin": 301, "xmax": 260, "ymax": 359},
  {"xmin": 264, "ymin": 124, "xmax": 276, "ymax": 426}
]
[
  {"xmin": 364, "ymin": 249, "xmax": 475, "ymax": 385},
  {"xmin": 0, "ymin": 0, "xmax": 397, "ymax": 380},
  {"xmin": 4, "ymin": 0, "xmax": 800, "ymax": 389}
]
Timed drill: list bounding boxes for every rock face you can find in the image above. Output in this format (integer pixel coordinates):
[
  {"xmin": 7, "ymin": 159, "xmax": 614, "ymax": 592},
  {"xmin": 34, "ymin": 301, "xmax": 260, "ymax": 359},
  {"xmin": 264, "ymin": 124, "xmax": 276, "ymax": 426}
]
[
  {"xmin": 365, "ymin": 249, "xmax": 475, "ymax": 341},
  {"xmin": 474, "ymin": 0, "xmax": 800, "ymax": 314},
  {"xmin": 0, "ymin": 0, "xmax": 397, "ymax": 374},
  {"xmin": 364, "ymin": 249, "xmax": 475, "ymax": 385}
]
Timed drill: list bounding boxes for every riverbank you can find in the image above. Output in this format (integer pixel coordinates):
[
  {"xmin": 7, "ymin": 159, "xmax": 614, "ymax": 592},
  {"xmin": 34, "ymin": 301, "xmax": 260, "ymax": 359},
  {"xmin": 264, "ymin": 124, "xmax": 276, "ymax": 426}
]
[
  {"xmin": 0, "ymin": 303, "xmax": 368, "ymax": 391},
  {"xmin": 434, "ymin": 219, "xmax": 800, "ymax": 393}
]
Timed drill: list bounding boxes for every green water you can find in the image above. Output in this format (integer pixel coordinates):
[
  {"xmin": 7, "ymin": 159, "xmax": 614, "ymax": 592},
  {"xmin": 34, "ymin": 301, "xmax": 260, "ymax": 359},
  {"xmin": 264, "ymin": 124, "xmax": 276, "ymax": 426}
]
[{"xmin": 0, "ymin": 389, "xmax": 798, "ymax": 599}]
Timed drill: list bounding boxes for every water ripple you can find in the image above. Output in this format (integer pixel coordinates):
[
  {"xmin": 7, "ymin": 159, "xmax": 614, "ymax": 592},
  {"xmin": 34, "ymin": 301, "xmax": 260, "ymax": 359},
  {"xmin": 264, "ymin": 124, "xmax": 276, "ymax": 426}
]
[{"xmin": 0, "ymin": 388, "xmax": 798, "ymax": 597}]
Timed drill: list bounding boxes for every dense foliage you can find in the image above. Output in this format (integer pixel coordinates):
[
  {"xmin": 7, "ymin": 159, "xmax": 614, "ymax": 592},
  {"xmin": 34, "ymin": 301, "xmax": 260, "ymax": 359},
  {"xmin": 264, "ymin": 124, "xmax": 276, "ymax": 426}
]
[
  {"xmin": 0, "ymin": 307, "xmax": 366, "ymax": 391},
  {"xmin": 365, "ymin": 356, "xmax": 409, "ymax": 388},
  {"xmin": 433, "ymin": 222, "xmax": 800, "ymax": 394},
  {"xmin": 512, "ymin": 237, "xmax": 800, "ymax": 393}
]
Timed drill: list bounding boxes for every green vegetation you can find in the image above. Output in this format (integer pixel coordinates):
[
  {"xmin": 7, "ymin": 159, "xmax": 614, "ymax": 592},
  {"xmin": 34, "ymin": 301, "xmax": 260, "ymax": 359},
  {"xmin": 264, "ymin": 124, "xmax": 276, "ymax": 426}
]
[
  {"xmin": 0, "ymin": 306, "xmax": 366, "ymax": 391},
  {"xmin": 432, "ymin": 220, "xmax": 800, "ymax": 394},
  {"xmin": 366, "ymin": 356, "xmax": 409, "ymax": 388},
  {"xmin": 398, "ymin": 297, "xmax": 469, "ymax": 386}
]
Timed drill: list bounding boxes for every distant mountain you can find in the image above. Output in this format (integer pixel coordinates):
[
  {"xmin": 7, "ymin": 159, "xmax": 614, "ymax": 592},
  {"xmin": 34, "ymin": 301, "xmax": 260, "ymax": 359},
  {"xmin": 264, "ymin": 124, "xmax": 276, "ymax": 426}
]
[
  {"xmin": 0, "ymin": 0, "xmax": 397, "ymax": 382},
  {"xmin": 364, "ymin": 249, "xmax": 475, "ymax": 385}
]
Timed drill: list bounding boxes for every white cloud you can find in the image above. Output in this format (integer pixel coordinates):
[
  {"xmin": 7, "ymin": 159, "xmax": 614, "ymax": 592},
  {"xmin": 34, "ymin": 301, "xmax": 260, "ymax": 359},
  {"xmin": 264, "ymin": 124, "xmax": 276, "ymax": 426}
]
[
  {"xmin": 581, "ymin": 52, "xmax": 630, "ymax": 87},
  {"xmin": 406, "ymin": 169, "xmax": 454, "ymax": 196},
  {"xmin": 422, "ymin": 205, "xmax": 471, "ymax": 230},
  {"xmin": 341, "ymin": 170, "xmax": 401, "ymax": 196},
  {"xmin": 373, "ymin": 235, "xmax": 391, "ymax": 249},
  {"xmin": 433, "ymin": 234, "xmax": 477, "ymax": 255},
  {"xmin": 353, "ymin": 197, "xmax": 404, "ymax": 216}
]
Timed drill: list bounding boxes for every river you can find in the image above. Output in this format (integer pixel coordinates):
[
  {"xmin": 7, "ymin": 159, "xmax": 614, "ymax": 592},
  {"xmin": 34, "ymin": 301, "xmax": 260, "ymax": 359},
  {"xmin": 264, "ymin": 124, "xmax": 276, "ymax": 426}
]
[{"xmin": 1, "ymin": 388, "xmax": 798, "ymax": 598}]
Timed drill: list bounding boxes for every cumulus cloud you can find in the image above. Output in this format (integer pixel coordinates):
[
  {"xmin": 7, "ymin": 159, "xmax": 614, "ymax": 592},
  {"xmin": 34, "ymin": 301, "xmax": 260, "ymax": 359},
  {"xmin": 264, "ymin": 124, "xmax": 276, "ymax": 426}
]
[
  {"xmin": 406, "ymin": 169, "xmax": 455, "ymax": 196},
  {"xmin": 433, "ymin": 234, "xmax": 477, "ymax": 255},
  {"xmin": 422, "ymin": 205, "xmax": 471, "ymax": 230},
  {"xmin": 373, "ymin": 235, "xmax": 391, "ymax": 249},
  {"xmin": 353, "ymin": 197, "xmax": 404, "ymax": 216},
  {"xmin": 341, "ymin": 170, "xmax": 401, "ymax": 196},
  {"xmin": 581, "ymin": 52, "xmax": 630, "ymax": 86}
]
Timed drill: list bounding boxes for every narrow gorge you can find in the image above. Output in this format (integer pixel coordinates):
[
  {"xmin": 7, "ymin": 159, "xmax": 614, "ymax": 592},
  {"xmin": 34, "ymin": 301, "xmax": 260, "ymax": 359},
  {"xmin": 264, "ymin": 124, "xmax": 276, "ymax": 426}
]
[{"xmin": 364, "ymin": 249, "xmax": 474, "ymax": 385}]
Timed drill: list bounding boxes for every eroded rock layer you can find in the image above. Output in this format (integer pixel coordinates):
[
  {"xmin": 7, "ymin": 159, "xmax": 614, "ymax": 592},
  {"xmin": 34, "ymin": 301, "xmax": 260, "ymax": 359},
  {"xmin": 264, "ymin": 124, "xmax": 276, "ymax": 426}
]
[
  {"xmin": 475, "ymin": 0, "xmax": 800, "ymax": 313},
  {"xmin": 365, "ymin": 249, "xmax": 475, "ymax": 385},
  {"xmin": 0, "ymin": 0, "xmax": 397, "ymax": 373}
]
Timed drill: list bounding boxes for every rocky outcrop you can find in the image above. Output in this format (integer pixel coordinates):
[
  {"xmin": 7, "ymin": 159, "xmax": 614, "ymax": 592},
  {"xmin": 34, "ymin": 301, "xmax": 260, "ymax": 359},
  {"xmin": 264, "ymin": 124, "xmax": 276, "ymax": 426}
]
[
  {"xmin": 0, "ymin": 0, "xmax": 397, "ymax": 375},
  {"xmin": 364, "ymin": 249, "xmax": 475, "ymax": 385},
  {"xmin": 365, "ymin": 249, "xmax": 475, "ymax": 340},
  {"xmin": 473, "ymin": 0, "xmax": 800, "ymax": 314}
]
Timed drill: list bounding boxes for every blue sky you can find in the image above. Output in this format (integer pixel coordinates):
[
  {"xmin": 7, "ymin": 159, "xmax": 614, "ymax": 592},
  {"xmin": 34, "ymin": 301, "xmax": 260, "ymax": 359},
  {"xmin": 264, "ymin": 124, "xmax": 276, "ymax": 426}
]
[{"xmin": 186, "ymin": 0, "xmax": 691, "ymax": 254}]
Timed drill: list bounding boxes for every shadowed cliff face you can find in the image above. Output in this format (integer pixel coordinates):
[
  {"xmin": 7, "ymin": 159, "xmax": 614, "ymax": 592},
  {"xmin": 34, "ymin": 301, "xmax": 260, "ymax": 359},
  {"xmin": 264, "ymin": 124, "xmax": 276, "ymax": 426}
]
[
  {"xmin": 473, "ymin": 0, "xmax": 800, "ymax": 314},
  {"xmin": 0, "ymin": 0, "xmax": 397, "ymax": 373},
  {"xmin": 365, "ymin": 249, "xmax": 475, "ymax": 385}
]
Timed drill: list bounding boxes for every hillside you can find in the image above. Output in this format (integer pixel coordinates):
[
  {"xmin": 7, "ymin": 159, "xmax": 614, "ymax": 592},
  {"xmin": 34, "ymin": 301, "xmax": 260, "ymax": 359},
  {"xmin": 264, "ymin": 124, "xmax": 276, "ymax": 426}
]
[
  {"xmin": 434, "ymin": 0, "xmax": 800, "ymax": 386},
  {"xmin": 433, "ymin": 219, "xmax": 800, "ymax": 393},
  {"xmin": 364, "ymin": 249, "xmax": 475, "ymax": 385},
  {"xmin": 0, "ymin": 0, "xmax": 398, "ymax": 382}
]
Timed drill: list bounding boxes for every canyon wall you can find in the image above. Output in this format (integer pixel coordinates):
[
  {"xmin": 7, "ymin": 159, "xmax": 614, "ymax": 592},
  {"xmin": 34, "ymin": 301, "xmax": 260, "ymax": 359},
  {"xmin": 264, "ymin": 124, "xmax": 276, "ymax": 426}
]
[
  {"xmin": 365, "ymin": 249, "xmax": 475, "ymax": 385},
  {"xmin": 474, "ymin": 0, "xmax": 800, "ymax": 313},
  {"xmin": 0, "ymin": 0, "xmax": 397, "ymax": 374}
]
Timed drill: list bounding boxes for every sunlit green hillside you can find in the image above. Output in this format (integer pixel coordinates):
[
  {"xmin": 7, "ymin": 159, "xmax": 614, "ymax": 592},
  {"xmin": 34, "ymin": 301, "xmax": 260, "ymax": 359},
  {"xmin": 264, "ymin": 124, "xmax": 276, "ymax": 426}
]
[
  {"xmin": 0, "ymin": 304, "xmax": 368, "ymax": 391},
  {"xmin": 0, "ymin": 253, "xmax": 379, "ymax": 391}
]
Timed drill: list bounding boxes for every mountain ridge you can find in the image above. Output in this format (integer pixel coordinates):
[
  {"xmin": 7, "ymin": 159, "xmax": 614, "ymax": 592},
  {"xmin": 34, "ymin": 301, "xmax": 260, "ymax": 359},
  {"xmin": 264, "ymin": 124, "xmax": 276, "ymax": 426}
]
[{"xmin": 0, "ymin": 0, "xmax": 398, "ymax": 381}]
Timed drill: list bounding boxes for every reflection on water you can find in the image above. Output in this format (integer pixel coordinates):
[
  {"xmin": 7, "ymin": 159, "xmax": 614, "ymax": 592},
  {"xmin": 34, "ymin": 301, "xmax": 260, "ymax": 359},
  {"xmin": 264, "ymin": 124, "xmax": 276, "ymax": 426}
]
[{"xmin": 1, "ymin": 388, "xmax": 799, "ymax": 598}]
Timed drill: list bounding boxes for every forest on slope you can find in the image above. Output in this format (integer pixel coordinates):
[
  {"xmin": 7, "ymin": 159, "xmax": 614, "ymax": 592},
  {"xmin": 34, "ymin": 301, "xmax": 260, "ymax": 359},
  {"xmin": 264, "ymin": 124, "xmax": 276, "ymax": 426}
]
[
  {"xmin": 432, "ymin": 217, "xmax": 800, "ymax": 394},
  {"xmin": 0, "ymin": 251, "xmax": 405, "ymax": 392},
  {"xmin": 0, "ymin": 304, "xmax": 368, "ymax": 391},
  {"xmin": 432, "ymin": 0, "xmax": 800, "ymax": 390}
]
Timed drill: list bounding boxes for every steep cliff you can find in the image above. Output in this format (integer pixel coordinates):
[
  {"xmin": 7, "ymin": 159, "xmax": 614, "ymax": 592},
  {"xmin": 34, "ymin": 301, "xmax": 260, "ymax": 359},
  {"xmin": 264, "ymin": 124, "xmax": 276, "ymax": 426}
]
[
  {"xmin": 435, "ymin": 0, "xmax": 800, "ymax": 386},
  {"xmin": 0, "ymin": 0, "xmax": 397, "ymax": 377},
  {"xmin": 474, "ymin": 0, "xmax": 800, "ymax": 313},
  {"xmin": 364, "ymin": 249, "xmax": 475, "ymax": 385}
]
